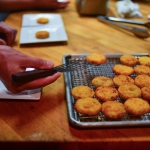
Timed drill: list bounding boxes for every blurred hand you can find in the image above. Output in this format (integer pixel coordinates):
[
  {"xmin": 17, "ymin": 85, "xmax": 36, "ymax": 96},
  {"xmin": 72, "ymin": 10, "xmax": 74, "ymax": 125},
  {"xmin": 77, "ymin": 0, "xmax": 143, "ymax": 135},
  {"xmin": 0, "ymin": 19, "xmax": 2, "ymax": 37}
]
[
  {"xmin": 0, "ymin": 0, "xmax": 70, "ymax": 11},
  {"xmin": 39, "ymin": 0, "xmax": 70, "ymax": 9},
  {"xmin": 0, "ymin": 45, "xmax": 60, "ymax": 93},
  {"xmin": 0, "ymin": 22, "xmax": 17, "ymax": 46}
]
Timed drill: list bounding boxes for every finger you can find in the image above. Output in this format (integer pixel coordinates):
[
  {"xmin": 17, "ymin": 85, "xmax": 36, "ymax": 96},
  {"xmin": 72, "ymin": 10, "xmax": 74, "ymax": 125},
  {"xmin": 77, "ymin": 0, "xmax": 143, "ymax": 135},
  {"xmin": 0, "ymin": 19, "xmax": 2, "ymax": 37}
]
[
  {"xmin": 0, "ymin": 39, "xmax": 7, "ymax": 45},
  {"xmin": 59, "ymin": 3, "xmax": 69, "ymax": 8},
  {"xmin": 57, "ymin": 0, "xmax": 70, "ymax": 3},
  {"xmin": 13, "ymin": 72, "xmax": 61, "ymax": 93},
  {"xmin": 6, "ymin": 29, "xmax": 17, "ymax": 46},
  {"xmin": 0, "ymin": 23, "xmax": 17, "ymax": 46},
  {"xmin": 19, "ymin": 56, "xmax": 54, "ymax": 70},
  {"xmin": 51, "ymin": 0, "xmax": 69, "ymax": 8}
]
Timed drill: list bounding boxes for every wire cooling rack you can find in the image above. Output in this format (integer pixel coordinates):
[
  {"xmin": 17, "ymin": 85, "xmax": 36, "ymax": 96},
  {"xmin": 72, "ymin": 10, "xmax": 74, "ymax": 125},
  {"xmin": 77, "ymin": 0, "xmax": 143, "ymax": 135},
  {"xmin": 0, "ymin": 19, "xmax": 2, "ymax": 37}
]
[{"xmin": 63, "ymin": 53, "xmax": 150, "ymax": 128}]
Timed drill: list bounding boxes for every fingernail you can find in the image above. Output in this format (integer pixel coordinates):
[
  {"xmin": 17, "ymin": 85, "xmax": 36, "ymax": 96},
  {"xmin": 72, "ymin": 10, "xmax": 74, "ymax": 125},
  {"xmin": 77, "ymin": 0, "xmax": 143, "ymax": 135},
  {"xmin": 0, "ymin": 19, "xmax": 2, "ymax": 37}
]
[{"xmin": 46, "ymin": 61, "xmax": 54, "ymax": 67}]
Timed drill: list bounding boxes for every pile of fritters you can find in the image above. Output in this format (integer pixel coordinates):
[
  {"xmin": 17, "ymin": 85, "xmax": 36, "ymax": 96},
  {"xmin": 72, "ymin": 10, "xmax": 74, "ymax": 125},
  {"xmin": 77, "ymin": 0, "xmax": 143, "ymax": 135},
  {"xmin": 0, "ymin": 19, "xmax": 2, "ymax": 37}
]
[{"xmin": 71, "ymin": 53, "xmax": 150, "ymax": 119}]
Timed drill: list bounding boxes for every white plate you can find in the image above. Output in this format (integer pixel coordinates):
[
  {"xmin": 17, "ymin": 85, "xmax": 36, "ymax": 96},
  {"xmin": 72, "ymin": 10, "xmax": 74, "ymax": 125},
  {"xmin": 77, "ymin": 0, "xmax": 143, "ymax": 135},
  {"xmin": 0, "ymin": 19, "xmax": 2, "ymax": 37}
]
[
  {"xmin": 22, "ymin": 14, "xmax": 64, "ymax": 27},
  {"xmin": 20, "ymin": 25, "xmax": 68, "ymax": 44},
  {"xmin": 0, "ymin": 68, "xmax": 41, "ymax": 100},
  {"xmin": 0, "ymin": 81, "xmax": 41, "ymax": 100}
]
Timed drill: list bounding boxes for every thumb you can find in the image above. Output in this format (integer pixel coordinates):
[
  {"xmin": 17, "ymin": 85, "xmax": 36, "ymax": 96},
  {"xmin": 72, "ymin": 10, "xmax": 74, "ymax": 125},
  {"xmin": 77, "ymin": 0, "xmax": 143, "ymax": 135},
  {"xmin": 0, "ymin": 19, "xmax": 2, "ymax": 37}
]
[{"xmin": 0, "ymin": 39, "xmax": 7, "ymax": 45}]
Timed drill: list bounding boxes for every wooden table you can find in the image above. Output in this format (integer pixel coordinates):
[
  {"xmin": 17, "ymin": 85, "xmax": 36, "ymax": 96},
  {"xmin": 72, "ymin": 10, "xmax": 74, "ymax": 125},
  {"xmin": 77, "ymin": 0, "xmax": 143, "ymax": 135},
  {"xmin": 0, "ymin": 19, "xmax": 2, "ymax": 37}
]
[{"xmin": 1, "ymin": 0, "xmax": 150, "ymax": 149}]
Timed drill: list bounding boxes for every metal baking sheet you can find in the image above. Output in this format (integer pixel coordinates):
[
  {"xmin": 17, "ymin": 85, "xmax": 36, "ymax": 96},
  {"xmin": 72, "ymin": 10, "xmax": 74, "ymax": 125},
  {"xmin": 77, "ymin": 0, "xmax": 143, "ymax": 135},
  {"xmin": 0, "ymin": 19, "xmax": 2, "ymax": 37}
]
[{"xmin": 63, "ymin": 53, "xmax": 150, "ymax": 128}]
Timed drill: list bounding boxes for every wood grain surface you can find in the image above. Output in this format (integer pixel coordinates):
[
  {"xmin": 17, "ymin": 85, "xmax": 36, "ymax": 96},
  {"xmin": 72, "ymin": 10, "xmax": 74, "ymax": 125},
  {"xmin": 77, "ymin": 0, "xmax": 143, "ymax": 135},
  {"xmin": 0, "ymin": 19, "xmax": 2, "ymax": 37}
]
[{"xmin": 1, "ymin": 0, "xmax": 150, "ymax": 149}]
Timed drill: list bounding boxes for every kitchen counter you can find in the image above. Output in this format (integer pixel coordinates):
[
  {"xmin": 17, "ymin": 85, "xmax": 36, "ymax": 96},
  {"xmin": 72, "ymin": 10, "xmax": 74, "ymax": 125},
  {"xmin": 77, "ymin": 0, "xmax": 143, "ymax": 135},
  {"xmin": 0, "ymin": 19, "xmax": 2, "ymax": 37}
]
[{"xmin": 0, "ymin": 0, "xmax": 150, "ymax": 149}]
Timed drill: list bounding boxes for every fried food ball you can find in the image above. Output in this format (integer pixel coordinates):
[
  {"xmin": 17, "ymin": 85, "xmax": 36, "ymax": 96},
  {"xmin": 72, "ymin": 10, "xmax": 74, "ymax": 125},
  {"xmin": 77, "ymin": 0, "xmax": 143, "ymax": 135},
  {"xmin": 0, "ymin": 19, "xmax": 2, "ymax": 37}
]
[
  {"xmin": 139, "ymin": 56, "xmax": 150, "ymax": 67},
  {"xmin": 92, "ymin": 76, "xmax": 114, "ymax": 88},
  {"xmin": 141, "ymin": 86, "xmax": 150, "ymax": 101},
  {"xmin": 124, "ymin": 98, "xmax": 149, "ymax": 116},
  {"xmin": 37, "ymin": 18, "xmax": 49, "ymax": 24},
  {"xmin": 35, "ymin": 31, "xmax": 49, "ymax": 39},
  {"xmin": 120, "ymin": 55, "xmax": 138, "ymax": 66},
  {"xmin": 113, "ymin": 75, "xmax": 134, "ymax": 87},
  {"xmin": 118, "ymin": 83, "xmax": 141, "ymax": 100},
  {"xmin": 74, "ymin": 97, "xmax": 101, "ymax": 116},
  {"xmin": 101, "ymin": 101, "xmax": 126, "ymax": 119},
  {"xmin": 71, "ymin": 86, "xmax": 94, "ymax": 100},
  {"xmin": 86, "ymin": 53, "xmax": 107, "ymax": 65},
  {"xmin": 113, "ymin": 64, "xmax": 134, "ymax": 75},
  {"xmin": 135, "ymin": 75, "xmax": 150, "ymax": 88},
  {"xmin": 134, "ymin": 65, "xmax": 150, "ymax": 76},
  {"xmin": 95, "ymin": 86, "xmax": 118, "ymax": 101}
]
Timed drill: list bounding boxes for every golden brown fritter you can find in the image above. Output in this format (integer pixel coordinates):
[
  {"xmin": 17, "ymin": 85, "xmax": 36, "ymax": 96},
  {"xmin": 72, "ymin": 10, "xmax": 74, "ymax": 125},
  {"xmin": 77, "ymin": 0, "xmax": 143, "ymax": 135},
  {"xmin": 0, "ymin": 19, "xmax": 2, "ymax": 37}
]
[
  {"xmin": 35, "ymin": 31, "xmax": 49, "ymax": 39},
  {"xmin": 124, "ymin": 98, "xmax": 149, "ymax": 116},
  {"xmin": 134, "ymin": 65, "xmax": 150, "ymax": 75},
  {"xmin": 71, "ymin": 85, "xmax": 94, "ymax": 100},
  {"xmin": 141, "ymin": 86, "xmax": 150, "ymax": 101},
  {"xmin": 113, "ymin": 64, "xmax": 134, "ymax": 76},
  {"xmin": 118, "ymin": 83, "xmax": 141, "ymax": 100},
  {"xmin": 37, "ymin": 18, "xmax": 49, "ymax": 24},
  {"xmin": 135, "ymin": 75, "xmax": 150, "ymax": 88},
  {"xmin": 120, "ymin": 55, "xmax": 138, "ymax": 66},
  {"xmin": 113, "ymin": 75, "xmax": 134, "ymax": 87},
  {"xmin": 95, "ymin": 86, "xmax": 118, "ymax": 101},
  {"xmin": 74, "ymin": 97, "xmax": 101, "ymax": 116},
  {"xmin": 86, "ymin": 53, "xmax": 107, "ymax": 65},
  {"xmin": 101, "ymin": 101, "xmax": 126, "ymax": 119},
  {"xmin": 139, "ymin": 56, "xmax": 150, "ymax": 67},
  {"xmin": 92, "ymin": 76, "xmax": 114, "ymax": 88}
]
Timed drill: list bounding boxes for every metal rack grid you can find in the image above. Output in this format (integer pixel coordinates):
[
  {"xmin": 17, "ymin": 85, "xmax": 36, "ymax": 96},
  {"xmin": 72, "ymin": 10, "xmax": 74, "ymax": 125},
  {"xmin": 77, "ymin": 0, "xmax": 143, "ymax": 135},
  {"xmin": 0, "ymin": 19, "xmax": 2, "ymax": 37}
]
[{"xmin": 63, "ymin": 53, "xmax": 150, "ymax": 128}]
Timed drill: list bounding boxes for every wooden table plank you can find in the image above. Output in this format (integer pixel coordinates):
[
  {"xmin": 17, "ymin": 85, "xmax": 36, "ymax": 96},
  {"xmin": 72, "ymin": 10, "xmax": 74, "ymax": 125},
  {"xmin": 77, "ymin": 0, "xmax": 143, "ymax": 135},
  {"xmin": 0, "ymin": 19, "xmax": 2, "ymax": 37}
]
[{"xmin": 1, "ymin": 0, "xmax": 150, "ymax": 149}]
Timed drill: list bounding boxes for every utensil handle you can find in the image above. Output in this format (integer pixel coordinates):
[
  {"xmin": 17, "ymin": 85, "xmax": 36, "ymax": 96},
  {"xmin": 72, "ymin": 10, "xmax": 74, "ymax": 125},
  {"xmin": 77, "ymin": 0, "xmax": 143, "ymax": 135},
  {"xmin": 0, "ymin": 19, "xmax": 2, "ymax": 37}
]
[
  {"xmin": 98, "ymin": 16, "xmax": 150, "ymax": 38},
  {"xmin": 132, "ymin": 28, "xmax": 150, "ymax": 38},
  {"xmin": 108, "ymin": 17, "xmax": 145, "ymax": 26},
  {"xmin": 12, "ymin": 69, "xmax": 57, "ymax": 83}
]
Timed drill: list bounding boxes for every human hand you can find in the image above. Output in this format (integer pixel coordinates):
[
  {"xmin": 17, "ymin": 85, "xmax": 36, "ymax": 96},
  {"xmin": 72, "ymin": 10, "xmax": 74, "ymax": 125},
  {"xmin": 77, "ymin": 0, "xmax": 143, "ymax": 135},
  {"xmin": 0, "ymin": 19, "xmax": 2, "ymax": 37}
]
[
  {"xmin": 0, "ymin": 45, "xmax": 61, "ymax": 93},
  {"xmin": 0, "ymin": 22, "xmax": 17, "ymax": 46},
  {"xmin": 37, "ymin": 0, "xmax": 70, "ymax": 9}
]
